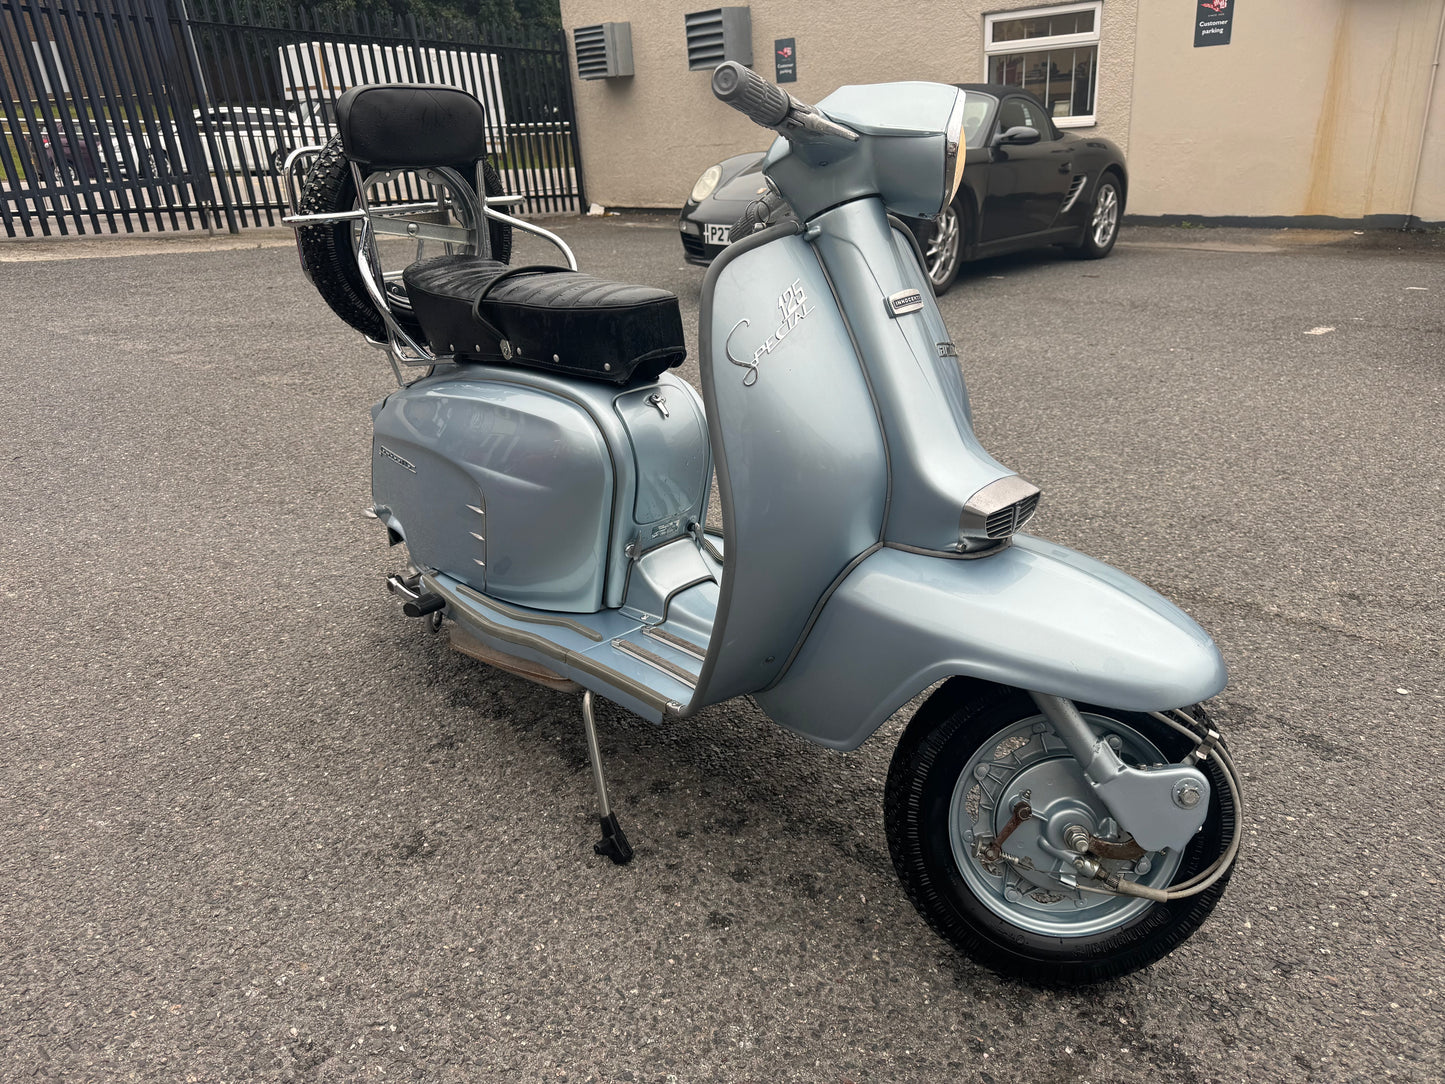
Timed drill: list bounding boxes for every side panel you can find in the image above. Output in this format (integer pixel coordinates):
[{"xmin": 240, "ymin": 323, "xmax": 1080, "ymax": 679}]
[
  {"xmin": 755, "ymin": 537, "xmax": 1228, "ymax": 750},
  {"xmin": 373, "ymin": 374, "xmax": 613, "ymax": 612},
  {"xmin": 690, "ymin": 227, "xmax": 888, "ymax": 707}
]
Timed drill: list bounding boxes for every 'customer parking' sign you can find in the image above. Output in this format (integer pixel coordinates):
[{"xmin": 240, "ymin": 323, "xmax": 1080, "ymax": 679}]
[{"xmin": 1195, "ymin": 0, "xmax": 1235, "ymax": 47}]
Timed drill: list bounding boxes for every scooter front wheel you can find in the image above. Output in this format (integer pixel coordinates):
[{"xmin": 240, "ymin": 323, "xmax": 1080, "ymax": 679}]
[{"xmin": 884, "ymin": 679, "xmax": 1236, "ymax": 985}]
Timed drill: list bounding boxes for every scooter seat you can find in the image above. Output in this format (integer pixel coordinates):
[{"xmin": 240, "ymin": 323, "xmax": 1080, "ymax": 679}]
[{"xmin": 402, "ymin": 255, "xmax": 687, "ymax": 385}]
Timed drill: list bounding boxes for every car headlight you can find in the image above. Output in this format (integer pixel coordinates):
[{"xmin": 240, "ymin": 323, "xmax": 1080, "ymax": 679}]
[{"xmin": 690, "ymin": 164, "xmax": 723, "ymax": 204}]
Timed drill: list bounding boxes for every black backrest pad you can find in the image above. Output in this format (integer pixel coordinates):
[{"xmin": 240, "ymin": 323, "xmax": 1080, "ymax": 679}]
[{"xmin": 335, "ymin": 84, "xmax": 487, "ymax": 169}]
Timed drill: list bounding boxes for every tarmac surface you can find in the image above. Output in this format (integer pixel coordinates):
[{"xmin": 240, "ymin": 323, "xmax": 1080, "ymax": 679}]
[{"xmin": 1, "ymin": 217, "xmax": 1443, "ymax": 1083}]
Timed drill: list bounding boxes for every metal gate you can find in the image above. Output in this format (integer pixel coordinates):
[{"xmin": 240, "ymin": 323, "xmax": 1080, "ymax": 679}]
[{"xmin": 0, "ymin": 0, "xmax": 583, "ymax": 237}]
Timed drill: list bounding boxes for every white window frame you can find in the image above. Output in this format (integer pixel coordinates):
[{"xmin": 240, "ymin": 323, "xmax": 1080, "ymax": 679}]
[{"xmin": 983, "ymin": 1, "xmax": 1102, "ymax": 128}]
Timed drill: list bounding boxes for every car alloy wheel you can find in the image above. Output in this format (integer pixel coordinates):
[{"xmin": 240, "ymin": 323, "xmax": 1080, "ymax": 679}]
[
  {"xmin": 923, "ymin": 200, "xmax": 964, "ymax": 296},
  {"xmin": 1091, "ymin": 181, "xmax": 1119, "ymax": 249},
  {"xmin": 1072, "ymin": 173, "xmax": 1122, "ymax": 260}
]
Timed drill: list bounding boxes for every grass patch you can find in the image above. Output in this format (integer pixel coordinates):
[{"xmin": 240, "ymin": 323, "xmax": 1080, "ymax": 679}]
[{"xmin": 492, "ymin": 133, "xmax": 574, "ymax": 171}]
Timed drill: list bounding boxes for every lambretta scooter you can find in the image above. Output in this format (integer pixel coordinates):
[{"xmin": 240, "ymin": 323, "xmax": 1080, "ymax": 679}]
[{"xmin": 282, "ymin": 64, "xmax": 1242, "ymax": 985}]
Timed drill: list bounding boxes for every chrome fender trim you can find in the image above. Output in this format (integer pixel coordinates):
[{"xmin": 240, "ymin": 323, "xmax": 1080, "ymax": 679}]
[{"xmin": 754, "ymin": 536, "xmax": 1227, "ymax": 751}]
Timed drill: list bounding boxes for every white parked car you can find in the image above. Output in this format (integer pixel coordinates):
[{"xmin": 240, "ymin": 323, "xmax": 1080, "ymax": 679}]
[{"xmin": 171, "ymin": 100, "xmax": 335, "ymax": 176}]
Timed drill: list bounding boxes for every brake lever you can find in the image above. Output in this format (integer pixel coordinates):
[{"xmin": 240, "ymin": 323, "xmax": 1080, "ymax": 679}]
[{"xmin": 781, "ymin": 102, "xmax": 860, "ymax": 142}]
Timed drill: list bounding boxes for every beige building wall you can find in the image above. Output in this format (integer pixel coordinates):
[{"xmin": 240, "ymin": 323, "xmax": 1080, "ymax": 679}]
[
  {"xmin": 559, "ymin": 0, "xmax": 1137, "ymax": 209},
  {"xmin": 1128, "ymin": 0, "xmax": 1445, "ymax": 223},
  {"xmin": 560, "ymin": 0, "xmax": 1444, "ymax": 225}
]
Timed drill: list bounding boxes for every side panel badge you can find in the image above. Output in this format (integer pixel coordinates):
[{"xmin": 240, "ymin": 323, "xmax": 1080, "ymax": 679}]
[{"xmin": 886, "ymin": 289, "xmax": 925, "ymax": 318}]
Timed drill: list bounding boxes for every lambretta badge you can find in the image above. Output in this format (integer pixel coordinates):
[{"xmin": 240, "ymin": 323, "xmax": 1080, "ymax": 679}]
[
  {"xmin": 725, "ymin": 278, "xmax": 814, "ymax": 386},
  {"xmin": 886, "ymin": 289, "xmax": 925, "ymax": 318},
  {"xmin": 376, "ymin": 444, "xmax": 416, "ymax": 473}
]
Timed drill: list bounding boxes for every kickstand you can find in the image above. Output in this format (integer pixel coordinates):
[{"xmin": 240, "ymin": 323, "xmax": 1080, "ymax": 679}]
[{"xmin": 581, "ymin": 690, "xmax": 633, "ymax": 864}]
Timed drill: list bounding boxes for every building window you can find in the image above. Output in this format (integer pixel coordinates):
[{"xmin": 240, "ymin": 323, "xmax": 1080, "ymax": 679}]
[{"xmin": 984, "ymin": 2, "xmax": 1101, "ymax": 127}]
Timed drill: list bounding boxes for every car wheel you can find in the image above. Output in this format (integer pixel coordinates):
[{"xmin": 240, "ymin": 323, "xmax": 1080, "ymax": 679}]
[
  {"xmin": 921, "ymin": 199, "xmax": 965, "ymax": 295},
  {"xmin": 884, "ymin": 679, "xmax": 1237, "ymax": 985},
  {"xmin": 271, "ymin": 147, "xmax": 291, "ymax": 177},
  {"xmin": 1074, "ymin": 172, "xmax": 1121, "ymax": 259}
]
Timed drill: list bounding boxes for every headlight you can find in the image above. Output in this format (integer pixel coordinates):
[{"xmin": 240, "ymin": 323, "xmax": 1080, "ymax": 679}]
[
  {"xmin": 942, "ymin": 90, "xmax": 968, "ymax": 208},
  {"xmin": 690, "ymin": 164, "xmax": 723, "ymax": 204}
]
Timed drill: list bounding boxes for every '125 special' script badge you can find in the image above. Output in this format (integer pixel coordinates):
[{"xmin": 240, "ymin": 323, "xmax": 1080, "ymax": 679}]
[{"xmin": 725, "ymin": 278, "xmax": 814, "ymax": 386}]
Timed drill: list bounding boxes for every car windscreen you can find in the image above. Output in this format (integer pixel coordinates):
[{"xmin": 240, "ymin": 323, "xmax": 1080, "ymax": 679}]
[{"xmin": 962, "ymin": 94, "xmax": 997, "ymax": 149}]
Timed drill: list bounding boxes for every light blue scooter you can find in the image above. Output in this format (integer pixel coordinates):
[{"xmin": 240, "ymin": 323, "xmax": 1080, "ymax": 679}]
[{"xmin": 284, "ymin": 64, "xmax": 1242, "ymax": 985}]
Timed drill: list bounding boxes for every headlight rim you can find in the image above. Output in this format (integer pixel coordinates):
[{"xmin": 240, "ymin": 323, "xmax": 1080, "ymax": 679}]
[{"xmin": 941, "ymin": 90, "xmax": 969, "ymax": 212}]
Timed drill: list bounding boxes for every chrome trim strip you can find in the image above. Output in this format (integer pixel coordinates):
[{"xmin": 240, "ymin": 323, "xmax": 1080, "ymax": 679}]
[
  {"xmin": 611, "ymin": 638, "xmax": 698, "ymax": 689},
  {"xmin": 427, "ymin": 575, "xmax": 671, "ymax": 713},
  {"xmin": 642, "ymin": 625, "xmax": 707, "ymax": 661},
  {"xmin": 454, "ymin": 582, "xmax": 604, "ymax": 642}
]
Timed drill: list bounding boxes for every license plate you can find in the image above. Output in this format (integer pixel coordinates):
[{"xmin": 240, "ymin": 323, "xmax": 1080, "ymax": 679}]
[{"xmin": 705, "ymin": 222, "xmax": 732, "ymax": 247}]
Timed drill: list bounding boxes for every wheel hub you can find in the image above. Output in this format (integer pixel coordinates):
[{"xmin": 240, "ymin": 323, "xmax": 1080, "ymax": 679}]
[
  {"xmin": 948, "ymin": 713, "xmax": 1185, "ymax": 937},
  {"xmin": 984, "ymin": 759, "xmax": 1102, "ymax": 890}
]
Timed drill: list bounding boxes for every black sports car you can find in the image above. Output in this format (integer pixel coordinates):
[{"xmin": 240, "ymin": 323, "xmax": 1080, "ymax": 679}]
[{"xmin": 678, "ymin": 84, "xmax": 1128, "ymax": 294}]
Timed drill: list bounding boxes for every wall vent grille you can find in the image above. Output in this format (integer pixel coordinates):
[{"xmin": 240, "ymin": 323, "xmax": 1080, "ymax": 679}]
[
  {"xmin": 684, "ymin": 7, "xmax": 752, "ymax": 70},
  {"xmin": 573, "ymin": 22, "xmax": 633, "ymax": 79}
]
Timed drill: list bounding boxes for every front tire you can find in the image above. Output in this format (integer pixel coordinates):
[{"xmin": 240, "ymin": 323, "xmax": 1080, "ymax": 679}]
[{"xmin": 884, "ymin": 679, "xmax": 1235, "ymax": 985}]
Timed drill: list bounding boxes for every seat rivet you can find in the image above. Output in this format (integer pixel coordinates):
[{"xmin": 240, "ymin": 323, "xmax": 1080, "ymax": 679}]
[{"xmin": 553, "ymin": 354, "xmax": 560, "ymax": 362}]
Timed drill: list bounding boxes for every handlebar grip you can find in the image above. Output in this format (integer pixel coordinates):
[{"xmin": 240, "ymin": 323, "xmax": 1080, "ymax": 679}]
[
  {"xmin": 712, "ymin": 62, "xmax": 791, "ymax": 127},
  {"xmin": 729, "ymin": 200, "xmax": 763, "ymax": 244}
]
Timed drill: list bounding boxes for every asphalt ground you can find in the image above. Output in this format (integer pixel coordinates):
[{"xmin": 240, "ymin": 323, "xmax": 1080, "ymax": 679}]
[{"xmin": 1, "ymin": 217, "xmax": 1442, "ymax": 1083}]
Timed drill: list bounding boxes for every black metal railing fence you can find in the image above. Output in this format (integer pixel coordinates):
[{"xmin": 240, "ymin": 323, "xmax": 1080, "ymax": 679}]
[{"xmin": 0, "ymin": 0, "xmax": 582, "ymax": 237}]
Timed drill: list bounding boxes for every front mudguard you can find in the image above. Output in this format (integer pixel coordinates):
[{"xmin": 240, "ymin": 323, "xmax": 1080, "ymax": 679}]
[{"xmin": 754, "ymin": 536, "xmax": 1226, "ymax": 750}]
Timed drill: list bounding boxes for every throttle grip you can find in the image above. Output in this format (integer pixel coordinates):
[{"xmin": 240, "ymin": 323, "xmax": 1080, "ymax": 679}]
[{"xmin": 712, "ymin": 61, "xmax": 791, "ymax": 127}]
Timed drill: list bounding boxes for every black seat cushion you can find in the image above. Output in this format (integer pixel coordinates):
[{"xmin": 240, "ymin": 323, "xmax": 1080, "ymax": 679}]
[
  {"xmin": 335, "ymin": 84, "xmax": 488, "ymax": 170},
  {"xmin": 402, "ymin": 256, "xmax": 687, "ymax": 385}
]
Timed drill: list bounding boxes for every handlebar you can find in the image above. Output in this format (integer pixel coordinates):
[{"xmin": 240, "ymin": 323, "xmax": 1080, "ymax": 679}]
[
  {"xmin": 711, "ymin": 62, "xmax": 791, "ymax": 128},
  {"xmin": 710, "ymin": 61, "xmax": 860, "ymax": 143}
]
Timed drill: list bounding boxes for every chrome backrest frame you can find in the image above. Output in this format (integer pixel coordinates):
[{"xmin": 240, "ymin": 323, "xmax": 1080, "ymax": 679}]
[{"xmin": 281, "ymin": 144, "xmax": 582, "ymax": 385}]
